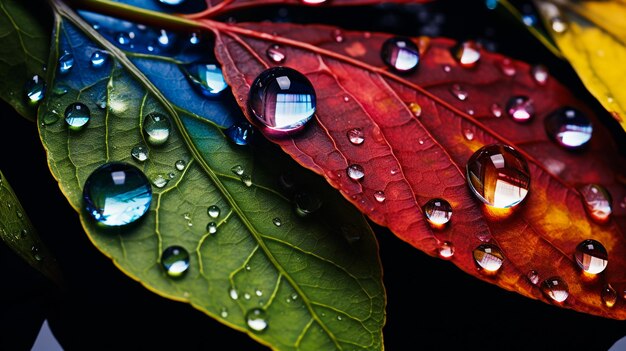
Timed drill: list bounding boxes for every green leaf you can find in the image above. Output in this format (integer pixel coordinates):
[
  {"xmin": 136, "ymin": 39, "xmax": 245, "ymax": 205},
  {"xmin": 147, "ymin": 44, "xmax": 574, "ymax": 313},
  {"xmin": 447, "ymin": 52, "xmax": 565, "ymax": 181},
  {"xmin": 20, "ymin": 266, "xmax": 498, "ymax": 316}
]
[
  {"xmin": 0, "ymin": 0, "xmax": 52, "ymax": 121},
  {"xmin": 38, "ymin": 2, "xmax": 385, "ymax": 350},
  {"xmin": 0, "ymin": 170, "xmax": 63, "ymax": 286}
]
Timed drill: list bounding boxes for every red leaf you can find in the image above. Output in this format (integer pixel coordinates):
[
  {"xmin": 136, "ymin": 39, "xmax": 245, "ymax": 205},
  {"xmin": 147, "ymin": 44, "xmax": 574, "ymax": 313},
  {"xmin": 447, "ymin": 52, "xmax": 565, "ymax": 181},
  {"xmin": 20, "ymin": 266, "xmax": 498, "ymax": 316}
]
[{"xmin": 204, "ymin": 19, "xmax": 626, "ymax": 319}]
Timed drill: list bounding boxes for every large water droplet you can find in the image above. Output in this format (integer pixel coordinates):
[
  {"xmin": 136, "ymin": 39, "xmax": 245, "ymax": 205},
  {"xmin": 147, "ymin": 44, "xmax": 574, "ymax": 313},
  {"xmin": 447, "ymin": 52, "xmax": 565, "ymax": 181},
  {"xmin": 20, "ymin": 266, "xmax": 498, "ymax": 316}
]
[
  {"xmin": 347, "ymin": 164, "xmax": 365, "ymax": 181},
  {"xmin": 143, "ymin": 112, "xmax": 171, "ymax": 146},
  {"xmin": 58, "ymin": 52, "xmax": 74, "ymax": 74},
  {"xmin": 574, "ymin": 239, "xmax": 608, "ymax": 274},
  {"xmin": 540, "ymin": 276, "xmax": 569, "ymax": 303},
  {"xmin": 450, "ymin": 84, "xmax": 468, "ymax": 101},
  {"xmin": 131, "ymin": 146, "xmax": 149, "ymax": 162},
  {"xmin": 249, "ymin": 67, "xmax": 316, "ymax": 136},
  {"xmin": 531, "ymin": 64, "xmax": 549, "ymax": 85},
  {"xmin": 225, "ymin": 121, "xmax": 254, "ymax": 146},
  {"xmin": 90, "ymin": 51, "xmax": 108, "ymax": 68},
  {"xmin": 182, "ymin": 63, "xmax": 229, "ymax": 97},
  {"xmin": 64, "ymin": 102, "xmax": 91, "ymax": 130},
  {"xmin": 602, "ymin": 284, "xmax": 617, "ymax": 308},
  {"xmin": 24, "ymin": 75, "xmax": 46, "ymax": 104},
  {"xmin": 473, "ymin": 243, "xmax": 504, "ymax": 273},
  {"xmin": 161, "ymin": 245, "xmax": 190, "ymax": 278},
  {"xmin": 544, "ymin": 107, "xmax": 592, "ymax": 149},
  {"xmin": 466, "ymin": 143, "xmax": 530, "ymax": 208},
  {"xmin": 83, "ymin": 162, "xmax": 152, "ymax": 226},
  {"xmin": 381, "ymin": 37, "xmax": 420, "ymax": 72},
  {"xmin": 207, "ymin": 205, "xmax": 220, "ymax": 218},
  {"xmin": 246, "ymin": 308, "xmax": 268, "ymax": 333},
  {"xmin": 438, "ymin": 241, "xmax": 454, "ymax": 259},
  {"xmin": 347, "ymin": 128, "xmax": 365, "ymax": 145},
  {"xmin": 452, "ymin": 40, "xmax": 481, "ymax": 68},
  {"xmin": 229, "ymin": 287, "xmax": 239, "ymax": 300},
  {"xmin": 206, "ymin": 221, "xmax": 217, "ymax": 234},
  {"xmin": 506, "ymin": 96, "xmax": 534, "ymax": 122},
  {"xmin": 294, "ymin": 191, "xmax": 322, "ymax": 217},
  {"xmin": 266, "ymin": 45, "xmax": 286, "ymax": 64},
  {"xmin": 579, "ymin": 184, "xmax": 612, "ymax": 224},
  {"xmin": 423, "ymin": 198, "xmax": 452, "ymax": 227}
]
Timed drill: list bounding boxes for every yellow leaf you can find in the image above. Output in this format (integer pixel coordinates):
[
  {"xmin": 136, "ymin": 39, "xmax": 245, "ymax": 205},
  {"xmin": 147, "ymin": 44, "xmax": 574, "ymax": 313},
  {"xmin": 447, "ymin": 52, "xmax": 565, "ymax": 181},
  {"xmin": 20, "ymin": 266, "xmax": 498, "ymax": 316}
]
[{"xmin": 535, "ymin": 0, "xmax": 626, "ymax": 132}]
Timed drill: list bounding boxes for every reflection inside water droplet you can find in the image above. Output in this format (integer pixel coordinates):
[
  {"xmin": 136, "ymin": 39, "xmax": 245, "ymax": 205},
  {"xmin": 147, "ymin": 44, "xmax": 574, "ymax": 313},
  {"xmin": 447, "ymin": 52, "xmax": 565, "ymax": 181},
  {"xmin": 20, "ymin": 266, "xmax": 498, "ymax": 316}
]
[
  {"xmin": 225, "ymin": 121, "xmax": 254, "ymax": 146},
  {"xmin": 574, "ymin": 239, "xmax": 608, "ymax": 274},
  {"xmin": 347, "ymin": 164, "xmax": 365, "ymax": 181},
  {"xmin": 373, "ymin": 190, "xmax": 386, "ymax": 203},
  {"xmin": 453, "ymin": 40, "xmax": 481, "ymax": 68},
  {"xmin": 438, "ymin": 241, "xmax": 454, "ymax": 259},
  {"xmin": 266, "ymin": 45, "xmax": 286, "ymax": 63},
  {"xmin": 423, "ymin": 198, "xmax": 452, "ymax": 227},
  {"xmin": 207, "ymin": 205, "xmax": 220, "ymax": 218},
  {"xmin": 206, "ymin": 221, "xmax": 217, "ymax": 234},
  {"xmin": 602, "ymin": 284, "xmax": 617, "ymax": 308},
  {"xmin": 381, "ymin": 37, "xmax": 419, "ymax": 72},
  {"xmin": 527, "ymin": 270, "xmax": 539, "ymax": 285},
  {"xmin": 58, "ymin": 52, "xmax": 75, "ymax": 74},
  {"xmin": 131, "ymin": 145, "xmax": 149, "ymax": 162},
  {"xmin": 24, "ymin": 75, "xmax": 46, "ymax": 104},
  {"xmin": 579, "ymin": 184, "xmax": 612, "ymax": 224},
  {"xmin": 531, "ymin": 64, "xmax": 549, "ymax": 85},
  {"xmin": 347, "ymin": 128, "xmax": 364, "ymax": 145},
  {"xmin": 64, "ymin": 102, "xmax": 91, "ymax": 130},
  {"xmin": 90, "ymin": 50, "xmax": 107, "ymax": 68},
  {"xmin": 544, "ymin": 107, "xmax": 592, "ymax": 149},
  {"xmin": 161, "ymin": 245, "xmax": 190, "ymax": 278},
  {"xmin": 294, "ymin": 192, "xmax": 322, "ymax": 217},
  {"xmin": 175, "ymin": 160, "xmax": 186, "ymax": 171},
  {"xmin": 541, "ymin": 276, "xmax": 568, "ymax": 303},
  {"xmin": 182, "ymin": 62, "xmax": 229, "ymax": 97},
  {"xmin": 506, "ymin": 96, "xmax": 534, "ymax": 122},
  {"xmin": 143, "ymin": 112, "xmax": 171, "ymax": 146},
  {"xmin": 473, "ymin": 243, "xmax": 504, "ymax": 273},
  {"xmin": 246, "ymin": 308, "xmax": 268, "ymax": 333},
  {"xmin": 450, "ymin": 84, "xmax": 468, "ymax": 101}
]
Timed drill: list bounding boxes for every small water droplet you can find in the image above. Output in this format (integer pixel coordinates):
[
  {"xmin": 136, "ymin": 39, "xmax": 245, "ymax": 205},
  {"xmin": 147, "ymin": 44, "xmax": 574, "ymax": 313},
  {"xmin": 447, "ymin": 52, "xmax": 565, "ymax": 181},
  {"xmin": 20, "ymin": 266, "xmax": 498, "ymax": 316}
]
[
  {"xmin": 450, "ymin": 84, "xmax": 468, "ymax": 101},
  {"xmin": 168, "ymin": 172, "xmax": 176, "ymax": 180},
  {"xmin": 466, "ymin": 143, "xmax": 530, "ymax": 208},
  {"xmin": 175, "ymin": 160, "xmax": 186, "ymax": 171},
  {"xmin": 189, "ymin": 32, "xmax": 200, "ymax": 45},
  {"xmin": 438, "ymin": 241, "xmax": 454, "ymax": 259},
  {"xmin": 207, "ymin": 205, "xmax": 220, "ymax": 218},
  {"xmin": 246, "ymin": 308, "xmax": 268, "ymax": 333},
  {"xmin": 579, "ymin": 184, "xmax": 612, "ymax": 224},
  {"xmin": 602, "ymin": 284, "xmax": 617, "ymax": 308},
  {"xmin": 466, "ymin": 109, "xmax": 475, "ymax": 116},
  {"xmin": 143, "ymin": 112, "xmax": 171, "ymax": 146},
  {"xmin": 347, "ymin": 128, "xmax": 365, "ymax": 145},
  {"xmin": 294, "ymin": 191, "xmax": 322, "ymax": 217},
  {"xmin": 16, "ymin": 210, "xmax": 22, "ymax": 219},
  {"xmin": 31, "ymin": 246, "xmax": 43, "ymax": 261},
  {"xmin": 161, "ymin": 245, "xmax": 190, "ymax": 278},
  {"xmin": 131, "ymin": 145, "xmax": 149, "ymax": 162},
  {"xmin": 574, "ymin": 239, "xmax": 608, "ymax": 274},
  {"xmin": 302, "ymin": 0, "xmax": 328, "ymax": 4},
  {"xmin": 158, "ymin": 0, "xmax": 186, "ymax": 5},
  {"xmin": 24, "ymin": 75, "xmax": 46, "ymax": 104},
  {"xmin": 544, "ymin": 107, "xmax": 593, "ymax": 149},
  {"xmin": 506, "ymin": 96, "xmax": 534, "ymax": 122},
  {"xmin": 550, "ymin": 16, "xmax": 568, "ymax": 34},
  {"xmin": 231, "ymin": 165, "xmax": 244, "ymax": 176},
  {"xmin": 244, "ymin": 293, "xmax": 251, "ymax": 300},
  {"xmin": 255, "ymin": 289, "xmax": 263, "ymax": 297},
  {"xmin": 531, "ymin": 64, "xmax": 549, "ymax": 85},
  {"xmin": 220, "ymin": 307, "xmax": 229, "ymax": 318},
  {"xmin": 64, "ymin": 102, "xmax": 91, "ymax": 130},
  {"xmin": 453, "ymin": 40, "xmax": 481, "ymax": 68},
  {"xmin": 152, "ymin": 174, "xmax": 169, "ymax": 188},
  {"xmin": 272, "ymin": 217, "xmax": 282, "ymax": 227},
  {"xmin": 241, "ymin": 174, "xmax": 252, "ymax": 187},
  {"xmin": 490, "ymin": 103, "xmax": 503, "ymax": 118},
  {"xmin": 408, "ymin": 102, "xmax": 422, "ymax": 117},
  {"xmin": 463, "ymin": 129, "xmax": 474, "ymax": 141},
  {"xmin": 423, "ymin": 198, "xmax": 452, "ymax": 227},
  {"xmin": 332, "ymin": 29, "xmax": 344, "ymax": 43},
  {"xmin": 291, "ymin": 293, "xmax": 298, "ymax": 300},
  {"xmin": 115, "ymin": 32, "xmax": 133, "ymax": 46},
  {"xmin": 381, "ymin": 37, "xmax": 419, "ymax": 72},
  {"xmin": 249, "ymin": 67, "xmax": 316, "ymax": 136},
  {"xmin": 527, "ymin": 270, "xmax": 540, "ymax": 285},
  {"xmin": 206, "ymin": 221, "xmax": 217, "ymax": 234},
  {"xmin": 373, "ymin": 190, "xmax": 386, "ymax": 203},
  {"xmin": 182, "ymin": 62, "xmax": 229, "ymax": 97},
  {"xmin": 443, "ymin": 64, "xmax": 451, "ymax": 73},
  {"xmin": 418, "ymin": 138, "xmax": 424, "ymax": 145},
  {"xmin": 266, "ymin": 44, "xmax": 286, "ymax": 63},
  {"xmin": 342, "ymin": 95, "xmax": 350, "ymax": 102},
  {"xmin": 541, "ymin": 276, "xmax": 569, "ymax": 303},
  {"xmin": 473, "ymin": 243, "xmax": 504, "ymax": 273},
  {"xmin": 157, "ymin": 29, "xmax": 172, "ymax": 47},
  {"xmin": 390, "ymin": 168, "xmax": 400, "ymax": 176},
  {"xmin": 499, "ymin": 58, "xmax": 516, "ymax": 76},
  {"xmin": 337, "ymin": 315, "xmax": 343, "ymax": 321},
  {"xmin": 90, "ymin": 51, "xmax": 107, "ymax": 68},
  {"xmin": 225, "ymin": 121, "xmax": 254, "ymax": 146},
  {"xmin": 245, "ymin": 265, "xmax": 251, "ymax": 272},
  {"xmin": 58, "ymin": 52, "xmax": 74, "ymax": 74},
  {"xmin": 347, "ymin": 164, "xmax": 365, "ymax": 181},
  {"xmin": 229, "ymin": 288, "xmax": 239, "ymax": 300},
  {"xmin": 183, "ymin": 212, "xmax": 191, "ymax": 220},
  {"xmin": 83, "ymin": 162, "xmax": 152, "ymax": 226}
]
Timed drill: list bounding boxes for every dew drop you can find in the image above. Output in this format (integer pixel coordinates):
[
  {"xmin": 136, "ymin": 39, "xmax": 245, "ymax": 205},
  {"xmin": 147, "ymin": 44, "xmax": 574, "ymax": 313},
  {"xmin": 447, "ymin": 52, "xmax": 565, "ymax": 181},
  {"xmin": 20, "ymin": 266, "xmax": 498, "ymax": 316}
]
[
  {"xmin": 207, "ymin": 205, "xmax": 220, "ymax": 219},
  {"xmin": 544, "ymin": 107, "xmax": 593, "ymax": 149},
  {"xmin": 225, "ymin": 121, "xmax": 254, "ymax": 146},
  {"xmin": 550, "ymin": 16, "xmax": 568, "ymax": 34},
  {"xmin": 161, "ymin": 245, "xmax": 190, "ymax": 278},
  {"xmin": 490, "ymin": 103, "xmax": 503, "ymax": 118},
  {"xmin": 231, "ymin": 165, "xmax": 244, "ymax": 176},
  {"xmin": 499, "ymin": 58, "xmax": 516, "ymax": 76},
  {"xmin": 438, "ymin": 241, "xmax": 454, "ymax": 259},
  {"xmin": 442, "ymin": 64, "xmax": 451, "ymax": 73},
  {"xmin": 24, "ymin": 75, "xmax": 46, "ymax": 104},
  {"xmin": 31, "ymin": 246, "xmax": 43, "ymax": 261},
  {"xmin": 83, "ymin": 162, "xmax": 152, "ymax": 226},
  {"xmin": 182, "ymin": 62, "xmax": 228, "ymax": 97},
  {"xmin": 246, "ymin": 308, "xmax": 268, "ymax": 333},
  {"xmin": 337, "ymin": 315, "xmax": 343, "ymax": 321},
  {"xmin": 347, "ymin": 164, "xmax": 365, "ymax": 181},
  {"xmin": 266, "ymin": 44, "xmax": 286, "ymax": 63},
  {"xmin": 168, "ymin": 172, "xmax": 176, "ymax": 179},
  {"xmin": 450, "ymin": 84, "xmax": 468, "ymax": 101},
  {"xmin": 531, "ymin": 64, "xmax": 549, "ymax": 85},
  {"xmin": 189, "ymin": 32, "xmax": 200, "ymax": 45},
  {"xmin": 602, "ymin": 284, "xmax": 617, "ymax": 308},
  {"xmin": 157, "ymin": 29, "xmax": 171, "ymax": 47},
  {"xmin": 152, "ymin": 174, "xmax": 169, "ymax": 189},
  {"xmin": 343, "ymin": 96, "xmax": 350, "ymax": 102},
  {"xmin": 574, "ymin": 239, "xmax": 608, "ymax": 274},
  {"xmin": 452, "ymin": 40, "xmax": 481, "ymax": 68},
  {"xmin": 463, "ymin": 129, "xmax": 474, "ymax": 141},
  {"xmin": 158, "ymin": 0, "xmax": 186, "ymax": 5},
  {"xmin": 143, "ymin": 112, "xmax": 171, "ymax": 146},
  {"xmin": 381, "ymin": 37, "xmax": 419, "ymax": 72},
  {"xmin": 64, "ymin": 102, "xmax": 91, "ymax": 130},
  {"xmin": 241, "ymin": 174, "xmax": 252, "ymax": 187},
  {"xmin": 131, "ymin": 145, "xmax": 149, "ymax": 162},
  {"xmin": 332, "ymin": 29, "xmax": 344, "ymax": 43},
  {"xmin": 408, "ymin": 102, "xmax": 422, "ymax": 117},
  {"xmin": 58, "ymin": 52, "xmax": 74, "ymax": 74},
  {"xmin": 540, "ymin": 276, "xmax": 569, "ymax": 303},
  {"xmin": 527, "ymin": 270, "xmax": 540, "ymax": 285},
  {"xmin": 220, "ymin": 307, "xmax": 229, "ymax": 318},
  {"xmin": 373, "ymin": 190, "xmax": 386, "ymax": 203},
  {"xmin": 206, "ymin": 221, "xmax": 217, "ymax": 234},
  {"xmin": 229, "ymin": 288, "xmax": 239, "ymax": 300},
  {"xmin": 579, "ymin": 184, "xmax": 612, "ymax": 224},
  {"xmin": 255, "ymin": 289, "xmax": 263, "ymax": 297},
  {"xmin": 294, "ymin": 191, "xmax": 322, "ymax": 217},
  {"xmin": 115, "ymin": 32, "xmax": 133, "ymax": 46},
  {"xmin": 248, "ymin": 67, "xmax": 316, "ymax": 136},
  {"xmin": 90, "ymin": 51, "xmax": 107, "ymax": 68},
  {"xmin": 272, "ymin": 217, "xmax": 282, "ymax": 227},
  {"xmin": 347, "ymin": 128, "xmax": 365, "ymax": 145},
  {"xmin": 506, "ymin": 96, "xmax": 534, "ymax": 122},
  {"xmin": 473, "ymin": 243, "xmax": 504, "ymax": 273},
  {"xmin": 423, "ymin": 198, "xmax": 452, "ymax": 227},
  {"xmin": 175, "ymin": 160, "xmax": 186, "ymax": 171}
]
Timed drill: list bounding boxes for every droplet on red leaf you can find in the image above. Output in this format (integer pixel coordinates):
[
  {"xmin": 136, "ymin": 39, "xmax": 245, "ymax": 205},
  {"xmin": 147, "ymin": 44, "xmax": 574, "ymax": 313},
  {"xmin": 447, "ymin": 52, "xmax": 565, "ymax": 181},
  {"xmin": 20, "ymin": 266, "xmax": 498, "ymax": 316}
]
[
  {"xmin": 574, "ymin": 239, "xmax": 608, "ymax": 275},
  {"xmin": 531, "ymin": 64, "xmax": 549, "ymax": 85},
  {"xmin": 438, "ymin": 241, "xmax": 454, "ymax": 259},
  {"xmin": 380, "ymin": 37, "xmax": 419, "ymax": 72},
  {"xmin": 347, "ymin": 128, "xmax": 364, "ymax": 145},
  {"xmin": 266, "ymin": 45, "xmax": 286, "ymax": 64},
  {"xmin": 602, "ymin": 284, "xmax": 618, "ymax": 308},
  {"xmin": 423, "ymin": 198, "xmax": 452, "ymax": 228},
  {"xmin": 579, "ymin": 184, "xmax": 612, "ymax": 224},
  {"xmin": 544, "ymin": 107, "xmax": 593, "ymax": 149},
  {"xmin": 452, "ymin": 40, "xmax": 481, "ymax": 68},
  {"xmin": 450, "ymin": 84, "xmax": 468, "ymax": 101},
  {"xmin": 473, "ymin": 243, "xmax": 504, "ymax": 274},
  {"xmin": 541, "ymin": 276, "xmax": 569, "ymax": 303},
  {"xmin": 347, "ymin": 164, "xmax": 365, "ymax": 181},
  {"xmin": 506, "ymin": 96, "xmax": 535, "ymax": 122}
]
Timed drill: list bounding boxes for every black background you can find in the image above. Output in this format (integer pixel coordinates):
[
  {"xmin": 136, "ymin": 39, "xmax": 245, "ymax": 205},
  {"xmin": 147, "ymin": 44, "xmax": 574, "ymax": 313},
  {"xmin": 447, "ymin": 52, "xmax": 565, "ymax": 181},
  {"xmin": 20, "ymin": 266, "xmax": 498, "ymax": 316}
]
[{"xmin": 1, "ymin": 1, "xmax": 625, "ymax": 350}]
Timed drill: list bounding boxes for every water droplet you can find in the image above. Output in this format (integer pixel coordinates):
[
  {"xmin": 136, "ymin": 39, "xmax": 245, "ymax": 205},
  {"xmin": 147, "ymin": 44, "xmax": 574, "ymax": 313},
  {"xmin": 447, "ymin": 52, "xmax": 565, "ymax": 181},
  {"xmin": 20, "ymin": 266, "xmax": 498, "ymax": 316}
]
[
  {"xmin": 249, "ymin": 67, "xmax": 316, "ymax": 136},
  {"xmin": 31, "ymin": 246, "xmax": 43, "ymax": 261},
  {"xmin": 182, "ymin": 62, "xmax": 229, "ymax": 97},
  {"xmin": 229, "ymin": 288, "xmax": 239, "ymax": 300},
  {"xmin": 442, "ymin": 64, "xmax": 451, "ymax": 73},
  {"xmin": 83, "ymin": 162, "xmax": 152, "ymax": 226},
  {"xmin": 302, "ymin": 0, "xmax": 328, "ymax": 4},
  {"xmin": 246, "ymin": 308, "xmax": 268, "ymax": 333},
  {"xmin": 540, "ymin": 276, "xmax": 569, "ymax": 303},
  {"xmin": 450, "ymin": 84, "xmax": 468, "ymax": 101},
  {"xmin": 90, "ymin": 51, "xmax": 107, "ymax": 68},
  {"xmin": 131, "ymin": 146, "xmax": 149, "ymax": 162},
  {"xmin": 466, "ymin": 144, "xmax": 530, "ymax": 208},
  {"xmin": 152, "ymin": 174, "xmax": 168, "ymax": 188},
  {"xmin": 245, "ymin": 265, "xmax": 251, "ymax": 272},
  {"xmin": 550, "ymin": 16, "xmax": 568, "ymax": 34},
  {"xmin": 272, "ymin": 217, "xmax": 282, "ymax": 227},
  {"xmin": 466, "ymin": 109, "xmax": 475, "ymax": 116},
  {"xmin": 41, "ymin": 111, "xmax": 59, "ymax": 125},
  {"xmin": 347, "ymin": 164, "xmax": 365, "ymax": 181},
  {"xmin": 157, "ymin": 29, "xmax": 171, "ymax": 47},
  {"xmin": 16, "ymin": 210, "xmax": 22, "ymax": 219},
  {"xmin": 527, "ymin": 270, "xmax": 540, "ymax": 285},
  {"xmin": 64, "ymin": 102, "xmax": 91, "ymax": 130},
  {"xmin": 342, "ymin": 96, "xmax": 350, "ymax": 102},
  {"xmin": 294, "ymin": 191, "xmax": 322, "ymax": 217},
  {"xmin": 463, "ymin": 129, "xmax": 474, "ymax": 141},
  {"xmin": 490, "ymin": 103, "xmax": 503, "ymax": 118},
  {"xmin": 574, "ymin": 239, "xmax": 608, "ymax": 274},
  {"xmin": 183, "ymin": 212, "xmax": 191, "ymax": 221},
  {"xmin": 418, "ymin": 138, "xmax": 424, "ymax": 145},
  {"xmin": 241, "ymin": 174, "xmax": 252, "ymax": 187},
  {"xmin": 332, "ymin": 29, "xmax": 344, "ymax": 43},
  {"xmin": 602, "ymin": 284, "xmax": 617, "ymax": 308},
  {"xmin": 243, "ymin": 292, "xmax": 251, "ymax": 300},
  {"xmin": 143, "ymin": 112, "xmax": 171, "ymax": 146},
  {"xmin": 381, "ymin": 37, "xmax": 419, "ymax": 72},
  {"xmin": 225, "ymin": 121, "xmax": 254, "ymax": 146},
  {"xmin": 255, "ymin": 289, "xmax": 263, "ymax": 297},
  {"xmin": 579, "ymin": 184, "xmax": 612, "ymax": 224},
  {"xmin": 347, "ymin": 128, "xmax": 364, "ymax": 145},
  {"xmin": 207, "ymin": 205, "xmax": 220, "ymax": 218},
  {"xmin": 337, "ymin": 315, "xmax": 343, "ymax": 321},
  {"xmin": 115, "ymin": 32, "xmax": 133, "ymax": 46},
  {"xmin": 438, "ymin": 241, "xmax": 454, "ymax": 259},
  {"xmin": 408, "ymin": 102, "xmax": 422, "ymax": 117},
  {"xmin": 175, "ymin": 160, "xmax": 186, "ymax": 171},
  {"xmin": 373, "ymin": 190, "xmax": 386, "ymax": 203},
  {"xmin": 531, "ymin": 64, "xmax": 549, "ymax": 85},
  {"xmin": 161, "ymin": 245, "xmax": 190, "ymax": 278},
  {"xmin": 58, "ymin": 52, "xmax": 74, "ymax": 74},
  {"xmin": 544, "ymin": 107, "xmax": 593, "ymax": 149},
  {"xmin": 499, "ymin": 58, "xmax": 516, "ymax": 76},
  {"xmin": 506, "ymin": 96, "xmax": 534, "ymax": 122},
  {"xmin": 206, "ymin": 221, "xmax": 217, "ymax": 234},
  {"xmin": 266, "ymin": 44, "xmax": 286, "ymax": 63},
  {"xmin": 423, "ymin": 198, "xmax": 452, "ymax": 227},
  {"xmin": 168, "ymin": 172, "xmax": 176, "ymax": 180},
  {"xmin": 189, "ymin": 32, "xmax": 200, "ymax": 45},
  {"xmin": 231, "ymin": 165, "xmax": 244, "ymax": 176},
  {"xmin": 473, "ymin": 243, "xmax": 504, "ymax": 273},
  {"xmin": 24, "ymin": 75, "xmax": 46, "ymax": 104},
  {"xmin": 452, "ymin": 40, "xmax": 481, "ymax": 68},
  {"xmin": 158, "ymin": 0, "xmax": 186, "ymax": 5}
]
